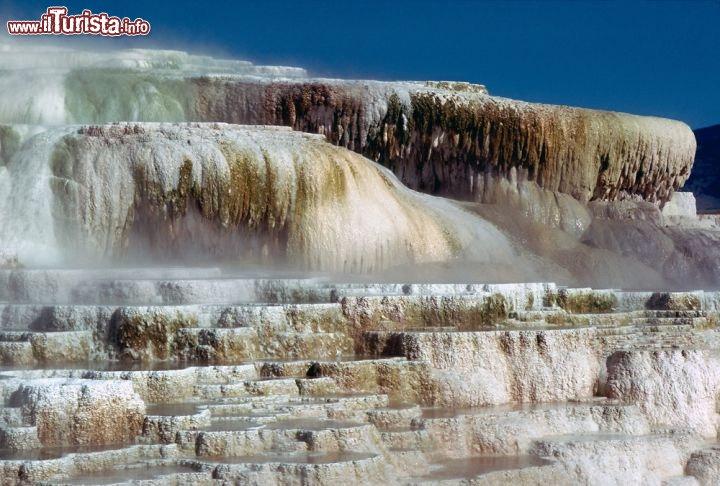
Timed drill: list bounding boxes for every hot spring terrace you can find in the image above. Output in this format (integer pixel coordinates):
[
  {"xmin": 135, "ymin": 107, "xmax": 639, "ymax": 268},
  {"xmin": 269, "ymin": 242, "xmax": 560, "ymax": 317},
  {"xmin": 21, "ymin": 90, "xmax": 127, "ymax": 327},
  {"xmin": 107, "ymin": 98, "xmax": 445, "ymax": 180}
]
[{"xmin": 0, "ymin": 268, "xmax": 720, "ymax": 484}]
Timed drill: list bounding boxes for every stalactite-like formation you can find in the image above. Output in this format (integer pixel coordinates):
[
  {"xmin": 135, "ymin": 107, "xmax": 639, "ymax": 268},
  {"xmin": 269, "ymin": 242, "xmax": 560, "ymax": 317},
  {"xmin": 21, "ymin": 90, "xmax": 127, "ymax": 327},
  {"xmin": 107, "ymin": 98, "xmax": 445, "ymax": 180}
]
[{"xmin": 191, "ymin": 79, "xmax": 696, "ymax": 205}]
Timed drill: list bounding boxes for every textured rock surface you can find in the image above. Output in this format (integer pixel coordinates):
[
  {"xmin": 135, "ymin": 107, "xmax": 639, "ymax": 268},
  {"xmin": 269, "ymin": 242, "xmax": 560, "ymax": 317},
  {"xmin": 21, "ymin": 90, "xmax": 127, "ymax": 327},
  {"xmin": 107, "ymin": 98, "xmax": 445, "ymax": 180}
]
[
  {"xmin": 192, "ymin": 78, "xmax": 695, "ymax": 205},
  {"xmin": 686, "ymin": 447, "xmax": 720, "ymax": 485},
  {"xmin": 1, "ymin": 44, "xmax": 720, "ymax": 485},
  {"xmin": 1, "ymin": 123, "xmax": 520, "ymax": 272},
  {"xmin": 663, "ymin": 192, "xmax": 698, "ymax": 220},
  {"xmin": 605, "ymin": 350, "xmax": 720, "ymax": 437},
  {"xmin": 530, "ymin": 434, "xmax": 692, "ymax": 485},
  {"xmin": 0, "ymin": 276, "xmax": 718, "ymax": 485},
  {"xmin": 13, "ymin": 378, "xmax": 145, "ymax": 446},
  {"xmin": 384, "ymin": 328, "xmax": 602, "ymax": 407},
  {"xmin": 415, "ymin": 402, "xmax": 650, "ymax": 456},
  {"xmin": 0, "ymin": 44, "xmax": 697, "ymax": 209},
  {"xmin": 84, "ymin": 74, "xmax": 696, "ymax": 207},
  {"xmin": 1, "ymin": 46, "xmax": 718, "ymax": 289}
]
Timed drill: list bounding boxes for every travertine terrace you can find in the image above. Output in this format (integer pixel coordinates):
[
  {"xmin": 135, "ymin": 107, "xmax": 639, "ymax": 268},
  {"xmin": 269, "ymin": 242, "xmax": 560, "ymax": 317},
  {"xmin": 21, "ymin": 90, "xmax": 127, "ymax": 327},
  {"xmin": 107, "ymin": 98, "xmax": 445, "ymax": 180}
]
[
  {"xmin": 1, "ymin": 45, "xmax": 720, "ymax": 485},
  {"xmin": 2, "ymin": 274, "xmax": 720, "ymax": 484}
]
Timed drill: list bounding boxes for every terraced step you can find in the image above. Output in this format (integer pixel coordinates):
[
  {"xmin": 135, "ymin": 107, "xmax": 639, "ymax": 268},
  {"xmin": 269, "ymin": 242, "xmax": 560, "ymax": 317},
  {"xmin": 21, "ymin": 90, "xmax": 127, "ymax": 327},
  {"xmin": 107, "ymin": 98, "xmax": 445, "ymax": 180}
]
[
  {"xmin": 1, "ymin": 302, "xmax": 353, "ymax": 365},
  {"xmin": 0, "ymin": 331, "xmax": 95, "ymax": 366},
  {"xmin": 405, "ymin": 455, "xmax": 557, "ymax": 484},
  {"xmin": 74, "ymin": 365, "xmax": 260, "ymax": 402},
  {"xmin": 602, "ymin": 323, "xmax": 706, "ymax": 351},
  {"xmin": 0, "ymin": 341, "xmax": 33, "ymax": 366},
  {"xmin": 380, "ymin": 427, "xmax": 437, "ymax": 455},
  {"xmin": 0, "ymin": 444, "xmax": 184, "ymax": 485},
  {"xmin": 39, "ymin": 462, "xmax": 207, "ymax": 486},
  {"xmin": 0, "ymin": 425, "xmax": 41, "ymax": 450},
  {"xmin": 195, "ymin": 377, "xmax": 304, "ymax": 400},
  {"xmin": 202, "ymin": 451, "xmax": 390, "ymax": 485},
  {"xmin": 202, "ymin": 393, "xmax": 390, "ymax": 420},
  {"xmin": 0, "ymin": 271, "xmax": 334, "ymax": 305},
  {"xmin": 412, "ymin": 401, "xmax": 650, "ymax": 456},
  {"xmin": 171, "ymin": 327, "xmax": 353, "ymax": 362},
  {"xmin": 529, "ymin": 432, "xmax": 700, "ymax": 485},
  {"xmin": 1, "ymin": 274, "xmax": 719, "ymax": 485},
  {"xmin": 366, "ymin": 404, "xmax": 423, "ymax": 429}
]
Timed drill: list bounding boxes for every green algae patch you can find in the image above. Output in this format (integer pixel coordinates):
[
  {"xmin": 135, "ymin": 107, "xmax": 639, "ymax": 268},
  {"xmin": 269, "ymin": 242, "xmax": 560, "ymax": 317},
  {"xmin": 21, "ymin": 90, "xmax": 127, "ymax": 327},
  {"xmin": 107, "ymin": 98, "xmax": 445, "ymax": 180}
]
[{"xmin": 65, "ymin": 69, "xmax": 192, "ymax": 123}]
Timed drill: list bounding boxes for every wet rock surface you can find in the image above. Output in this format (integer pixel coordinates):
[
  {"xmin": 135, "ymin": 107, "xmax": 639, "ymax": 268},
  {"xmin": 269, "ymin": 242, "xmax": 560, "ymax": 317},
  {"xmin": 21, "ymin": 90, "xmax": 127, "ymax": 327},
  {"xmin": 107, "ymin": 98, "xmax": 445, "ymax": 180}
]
[
  {"xmin": 1, "ymin": 45, "xmax": 719, "ymax": 486},
  {"xmin": 189, "ymin": 78, "xmax": 696, "ymax": 206},
  {"xmin": 0, "ymin": 274, "xmax": 719, "ymax": 484},
  {"xmin": 2, "ymin": 44, "xmax": 695, "ymax": 207},
  {"xmin": 0, "ymin": 75, "xmax": 717, "ymax": 286}
]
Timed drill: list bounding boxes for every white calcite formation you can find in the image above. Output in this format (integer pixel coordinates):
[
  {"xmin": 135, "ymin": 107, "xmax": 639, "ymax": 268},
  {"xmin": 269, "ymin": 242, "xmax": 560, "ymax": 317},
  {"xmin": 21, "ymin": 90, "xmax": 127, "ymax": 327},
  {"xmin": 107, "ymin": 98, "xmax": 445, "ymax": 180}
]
[
  {"xmin": 1, "ymin": 44, "xmax": 720, "ymax": 486},
  {"xmin": 1, "ymin": 45, "xmax": 718, "ymax": 288},
  {"xmin": 0, "ymin": 123, "xmax": 518, "ymax": 273},
  {"xmin": 606, "ymin": 349, "xmax": 720, "ymax": 438},
  {"xmin": 399, "ymin": 328, "xmax": 603, "ymax": 407},
  {"xmin": 12, "ymin": 378, "xmax": 145, "ymax": 446},
  {"xmin": 0, "ymin": 44, "xmax": 696, "ymax": 207},
  {"xmin": 0, "ymin": 277, "xmax": 717, "ymax": 485}
]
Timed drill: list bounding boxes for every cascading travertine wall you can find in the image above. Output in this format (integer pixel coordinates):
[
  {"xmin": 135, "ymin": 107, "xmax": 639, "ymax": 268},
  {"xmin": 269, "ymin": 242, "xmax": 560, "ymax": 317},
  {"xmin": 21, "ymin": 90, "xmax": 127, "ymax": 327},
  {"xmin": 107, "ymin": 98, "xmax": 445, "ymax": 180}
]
[
  {"xmin": 190, "ymin": 78, "xmax": 696, "ymax": 205},
  {"xmin": 387, "ymin": 328, "xmax": 603, "ymax": 407},
  {"xmin": 10, "ymin": 122, "xmax": 515, "ymax": 270},
  {"xmin": 0, "ymin": 45, "xmax": 696, "ymax": 208}
]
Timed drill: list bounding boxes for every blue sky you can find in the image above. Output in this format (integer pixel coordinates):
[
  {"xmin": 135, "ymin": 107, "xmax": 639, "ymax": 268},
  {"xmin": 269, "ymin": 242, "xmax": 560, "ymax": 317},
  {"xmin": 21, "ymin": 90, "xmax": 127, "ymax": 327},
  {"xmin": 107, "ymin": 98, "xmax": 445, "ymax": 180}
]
[{"xmin": 3, "ymin": 0, "xmax": 719, "ymax": 128}]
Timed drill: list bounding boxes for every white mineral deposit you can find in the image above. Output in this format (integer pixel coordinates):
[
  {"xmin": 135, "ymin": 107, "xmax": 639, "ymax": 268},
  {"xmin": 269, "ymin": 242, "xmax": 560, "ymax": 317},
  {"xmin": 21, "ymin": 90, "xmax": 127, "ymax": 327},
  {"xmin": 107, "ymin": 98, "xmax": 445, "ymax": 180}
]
[{"xmin": 0, "ymin": 42, "xmax": 719, "ymax": 486}]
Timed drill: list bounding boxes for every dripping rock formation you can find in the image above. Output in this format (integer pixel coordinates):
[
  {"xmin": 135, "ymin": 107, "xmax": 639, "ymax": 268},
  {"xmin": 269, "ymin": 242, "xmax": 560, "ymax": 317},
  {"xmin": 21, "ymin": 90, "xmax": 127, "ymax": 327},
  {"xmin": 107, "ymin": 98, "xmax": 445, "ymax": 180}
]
[
  {"xmin": 0, "ymin": 45, "xmax": 696, "ymax": 206},
  {"xmin": 0, "ymin": 45, "xmax": 719, "ymax": 485}
]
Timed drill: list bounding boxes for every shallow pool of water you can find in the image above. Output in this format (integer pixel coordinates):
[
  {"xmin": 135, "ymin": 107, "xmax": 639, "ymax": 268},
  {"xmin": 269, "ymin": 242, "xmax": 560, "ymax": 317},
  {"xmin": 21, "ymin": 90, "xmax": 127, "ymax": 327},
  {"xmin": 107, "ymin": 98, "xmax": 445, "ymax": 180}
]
[
  {"xmin": 201, "ymin": 451, "xmax": 376, "ymax": 465},
  {"xmin": 264, "ymin": 418, "xmax": 365, "ymax": 431},
  {"xmin": 422, "ymin": 455, "xmax": 551, "ymax": 479},
  {"xmin": 203, "ymin": 418, "xmax": 264, "ymax": 431},
  {"xmin": 51, "ymin": 463, "xmax": 200, "ymax": 485},
  {"xmin": 145, "ymin": 402, "xmax": 203, "ymax": 416},
  {"xmin": 0, "ymin": 443, "xmax": 133, "ymax": 461}
]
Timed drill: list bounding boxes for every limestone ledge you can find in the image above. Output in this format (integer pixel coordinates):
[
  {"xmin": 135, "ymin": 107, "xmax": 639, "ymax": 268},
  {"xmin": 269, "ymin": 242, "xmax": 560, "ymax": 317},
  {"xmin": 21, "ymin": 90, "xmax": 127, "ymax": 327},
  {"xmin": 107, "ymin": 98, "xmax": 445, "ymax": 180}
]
[
  {"xmin": 12, "ymin": 378, "xmax": 145, "ymax": 447},
  {"xmin": 189, "ymin": 78, "xmax": 695, "ymax": 206},
  {"xmin": 2, "ymin": 123, "xmax": 516, "ymax": 271},
  {"xmin": 606, "ymin": 349, "xmax": 720, "ymax": 438},
  {"xmin": 1, "ymin": 52, "xmax": 696, "ymax": 210}
]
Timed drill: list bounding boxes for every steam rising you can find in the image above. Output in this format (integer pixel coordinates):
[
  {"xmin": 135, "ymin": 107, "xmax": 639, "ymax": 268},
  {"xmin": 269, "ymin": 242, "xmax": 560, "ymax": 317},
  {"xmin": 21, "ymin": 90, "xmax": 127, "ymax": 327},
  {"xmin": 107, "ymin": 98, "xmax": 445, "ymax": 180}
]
[
  {"xmin": 32, "ymin": 123, "xmax": 517, "ymax": 272},
  {"xmin": 0, "ymin": 43, "xmax": 717, "ymax": 289}
]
